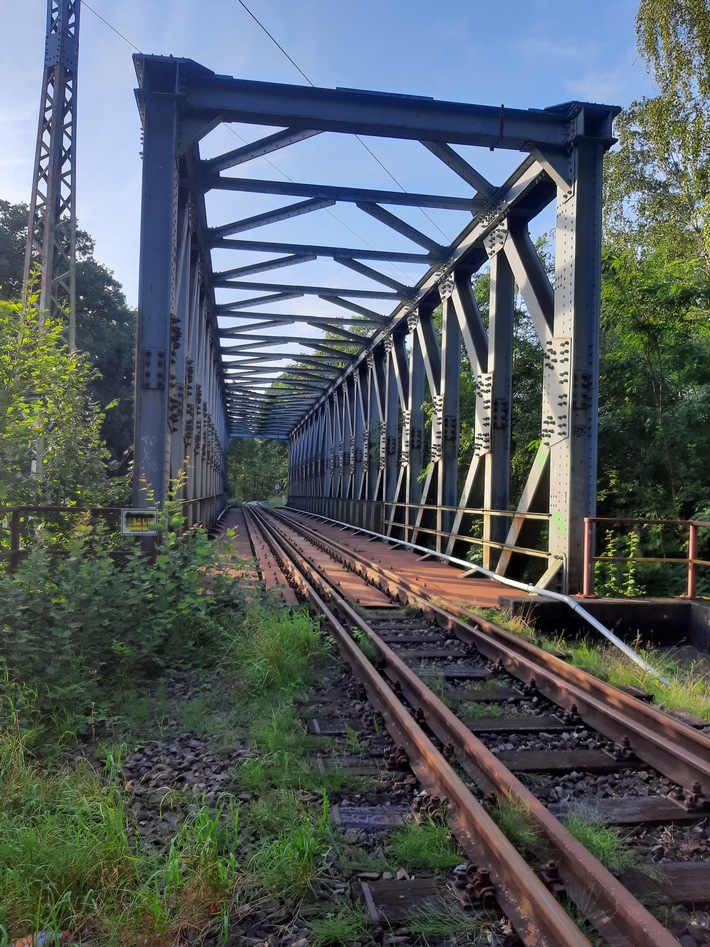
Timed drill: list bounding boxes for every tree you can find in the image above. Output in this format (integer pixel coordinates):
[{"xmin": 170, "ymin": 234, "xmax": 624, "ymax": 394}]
[
  {"xmin": 604, "ymin": 94, "xmax": 710, "ymax": 275},
  {"xmin": 0, "ymin": 200, "xmax": 135, "ymax": 462},
  {"xmin": 75, "ymin": 251, "xmax": 135, "ymax": 462},
  {"xmin": 0, "ymin": 200, "xmax": 28, "ymax": 300},
  {"xmin": 598, "ymin": 248, "xmax": 710, "ymax": 519},
  {"xmin": 637, "ymin": 0, "xmax": 710, "ymax": 97},
  {"xmin": 0, "ymin": 292, "xmax": 127, "ymax": 507},
  {"xmin": 227, "ymin": 438, "xmax": 288, "ymax": 501}
]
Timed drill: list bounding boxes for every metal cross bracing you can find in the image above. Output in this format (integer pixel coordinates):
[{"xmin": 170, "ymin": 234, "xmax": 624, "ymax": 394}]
[
  {"xmin": 23, "ymin": 0, "xmax": 80, "ymax": 344},
  {"xmin": 132, "ymin": 54, "xmax": 618, "ymax": 590}
]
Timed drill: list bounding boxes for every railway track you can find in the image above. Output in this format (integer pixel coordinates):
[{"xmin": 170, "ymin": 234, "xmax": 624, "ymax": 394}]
[{"xmin": 236, "ymin": 503, "xmax": 710, "ymax": 947}]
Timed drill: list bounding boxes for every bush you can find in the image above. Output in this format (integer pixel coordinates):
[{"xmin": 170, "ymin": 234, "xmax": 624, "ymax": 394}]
[{"xmin": 0, "ymin": 506, "xmax": 246, "ymax": 730}]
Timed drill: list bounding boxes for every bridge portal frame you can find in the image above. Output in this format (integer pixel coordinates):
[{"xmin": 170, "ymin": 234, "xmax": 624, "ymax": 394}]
[{"xmin": 132, "ymin": 54, "xmax": 617, "ymax": 589}]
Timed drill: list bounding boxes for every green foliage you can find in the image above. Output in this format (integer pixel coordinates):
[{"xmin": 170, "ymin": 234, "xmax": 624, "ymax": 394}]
[
  {"xmin": 0, "ymin": 718, "xmax": 242, "ymax": 946},
  {"xmin": 598, "ymin": 248, "xmax": 710, "ymax": 521},
  {"xmin": 636, "ymin": 0, "xmax": 710, "ymax": 97},
  {"xmin": 352, "ymin": 627, "xmax": 377, "ymax": 661},
  {"xmin": 75, "ymin": 255, "xmax": 135, "ymax": 463},
  {"xmin": 0, "ymin": 200, "xmax": 27, "ymax": 300},
  {"xmin": 309, "ymin": 903, "xmax": 371, "ymax": 945},
  {"xmin": 248, "ymin": 800, "xmax": 332, "ymax": 902},
  {"xmin": 489, "ymin": 798, "xmax": 542, "ymax": 858},
  {"xmin": 224, "ymin": 605, "xmax": 325, "ymax": 695},
  {"xmin": 389, "ymin": 818, "xmax": 461, "ymax": 870},
  {"xmin": 406, "ymin": 901, "xmax": 485, "ymax": 939},
  {"xmin": 0, "ymin": 502, "xmax": 246, "ymax": 731},
  {"xmin": 458, "ymin": 700, "xmax": 501, "ymax": 719},
  {"xmin": 227, "ymin": 438, "xmax": 288, "ymax": 502},
  {"xmin": 562, "ymin": 810, "xmax": 640, "ymax": 875},
  {"xmin": 0, "ymin": 293, "xmax": 126, "ymax": 507},
  {"xmin": 594, "ymin": 529, "xmax": 645, "ymax": 598},
  {"xmin": 604, "ymin": 96, "xmax": 710, "ymax": 273},
  {"xmin": 0, "ymin": 201, "xmax": 136, "ymax": 463}
]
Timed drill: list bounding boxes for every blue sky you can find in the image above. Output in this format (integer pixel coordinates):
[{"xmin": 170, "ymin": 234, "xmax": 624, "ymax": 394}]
[{"xmin": 0, "ymin": 0, "xmax": 656, "ymax": 307}]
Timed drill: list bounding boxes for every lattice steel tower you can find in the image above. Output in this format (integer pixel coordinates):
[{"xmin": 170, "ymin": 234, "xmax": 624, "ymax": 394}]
[{"xmin": 23, "ymin": 0, "xmax": 80, "ymax": 346}]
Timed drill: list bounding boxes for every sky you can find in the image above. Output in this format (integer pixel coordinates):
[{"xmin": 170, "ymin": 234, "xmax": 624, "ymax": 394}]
[{"xmin": 0, "ymin": 0, "xmax": 657, "ymax": 310}]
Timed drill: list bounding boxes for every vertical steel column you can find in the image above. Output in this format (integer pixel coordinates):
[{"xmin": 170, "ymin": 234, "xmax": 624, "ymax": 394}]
[
  {"xmin": 321, "ymin": 397, "xmax": 333, "ymax": 497},
  {"xmin": 133, "ymin": 60, "xmax": 180, "ymax": 511},
  {"xmin": 341, "ymin": 379, "xmax": 354, "ymax": 500},
  {"xmin": 366, "ymin": 353, "xmax": 381, "ymax": 501},
  {"xmin": 483, "ymin": 250, "xmax": 514, "ymax": 569},
  {"xmin": 402, "ymin": 311, "xmax": 426, "ymax": 540},
  {"xmin": 315, "ymin": 406, "xmax": 327, "ymax": 498},
  {"xmin": 353, "ymin": 367, "xmax": 366, "ymax": 500},
  {"xmin": 333, "ymin": 390, "xmax": 343, "ymax": 499},
  {"xmin": 412, "ymin": 304, "xmax": 441, "ymax": 546},
  {"xmin": 437, "ymin": 279, "xmax": 461, "ymax": 550},
  {"xmin": 184, "ymin": 261, "xmax": 201, "ymax": 516},
  {"xmin": 548, "ymin": 139, "xmax": 604, "ymax": 592},
  {"xmin": 383, "ymin": 334, "xmax": 402, "ymax": 511},
  {"xmin": 169, "ymin": 203, "xmax": 191, "ymax": 498},
  {"xmin": 445, "ymin": 275, "xmax": 489, "ymax": 557}
]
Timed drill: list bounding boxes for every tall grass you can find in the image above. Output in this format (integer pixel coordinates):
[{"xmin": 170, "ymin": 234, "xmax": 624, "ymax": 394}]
[
  {"xmin": 0, "ymin": 719, "xmax": 243, "ymax": 946},
  {"xmin": 224, "ymin": 605, "xmax": 326, "ymax": 694}
]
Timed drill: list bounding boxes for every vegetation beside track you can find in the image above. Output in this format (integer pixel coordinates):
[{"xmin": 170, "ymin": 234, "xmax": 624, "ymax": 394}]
[
  {"xmin": 1, "ymin": 519, "xmax": 477, "ymax": 947},
  {"xmin": 0, "ymin": 560, "xmax": 332, "ymax": 946},
  {"xmin": 471, "ymin": 607, "xmax": 710, "ymax": 722}
]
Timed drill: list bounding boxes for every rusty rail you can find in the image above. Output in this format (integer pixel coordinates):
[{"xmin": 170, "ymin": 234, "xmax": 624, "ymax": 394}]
[
  {"xmin": 247, "ymin": 505, "xmax": 685, "ymax": 947},
  {"xmin": 267, "ymin": 506, "xmax": 710, "ymax": 799},
  {"xmin": 245, "ymin": 505, "xmax": 599, "ymax": 947}
]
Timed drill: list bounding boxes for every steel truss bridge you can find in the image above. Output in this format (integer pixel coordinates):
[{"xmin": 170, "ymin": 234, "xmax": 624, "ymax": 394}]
[{"xmin": 132, "ymin": 54, "xmax": 619, "ymax": 594}]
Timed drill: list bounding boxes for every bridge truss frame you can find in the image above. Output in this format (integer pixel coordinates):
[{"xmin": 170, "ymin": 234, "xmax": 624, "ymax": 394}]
[{"xmin": 133, "ymin": 55, "xmax": 617, "ymax": 590}]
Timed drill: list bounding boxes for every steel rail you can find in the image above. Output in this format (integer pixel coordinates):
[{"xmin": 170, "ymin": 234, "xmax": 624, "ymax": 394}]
[
  {"xmin": 286, "ymin": 505, "xmax": 666, "ymax": 681},
  {"xmin": 246, "ymin": 505, "xmax": 681, "ymax": 947},
  {"xmin": 243, "ymin": 505, "xmax": 594, "ymax": 947},
  {"xmin": 270, "ymin": 507, "xmax": 710, "ymax": 800}
]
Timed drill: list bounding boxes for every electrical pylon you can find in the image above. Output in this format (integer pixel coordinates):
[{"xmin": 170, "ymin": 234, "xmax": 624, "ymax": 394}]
[{"xmin": 23, "ymin": 0, "xmax": 81, "ymax": 348}]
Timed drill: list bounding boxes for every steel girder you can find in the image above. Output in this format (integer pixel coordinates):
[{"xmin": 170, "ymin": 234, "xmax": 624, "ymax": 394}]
[
  {"xmin": 133, "ymin": 58, "xmax": 228, "ymax": 524},
  {"xmin": 133, "ymin": 54, "xmax": 617, "ymax": 589}
]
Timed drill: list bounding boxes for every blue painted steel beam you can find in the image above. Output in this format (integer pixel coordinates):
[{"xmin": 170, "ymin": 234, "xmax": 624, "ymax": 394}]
[
  {"xmin": 214, "ymin": 253, "xmax": 317, "ymax": 280},
  {"xmin": 215, "ymin": 292, "xmax": 302, "ymax": 312},
  {"xmin": 205, "ymin": 174, "xmax": 485, "ymax": 211},
  {"xmin": 210, "ymin": 198, "xmax": 334, "ymax": 239},
  {"xmin": 167, "ymin": 62, "xmax": 615, "ymax": 150},
  {"xmin": 356, "ymin": 202, "xmax": 445, "ymax": 253},
  {"xmin": 203, "ymin": 128, "xmax": 322, "ymax": 174},
  {"xmin": 211, "ymin": 236, "xmax": 437, "ymax": 263},
  {"xmin": 215, "ymin": 278, "xmax": 406, "ymax": 299}
]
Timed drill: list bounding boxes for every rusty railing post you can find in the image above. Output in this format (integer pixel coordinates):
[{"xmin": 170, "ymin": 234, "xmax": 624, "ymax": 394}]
[
  {"xmin": 687, "ymin": 522, "xmax": 698, "ymax": 599},
  {"xmin": 582, "ymin": 517, "xmax": 596, "ymax": 598}
]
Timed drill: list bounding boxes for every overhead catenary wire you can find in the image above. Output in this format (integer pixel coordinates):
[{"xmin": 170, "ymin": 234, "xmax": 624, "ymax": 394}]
[
  {"xmin": 83, "ymin": 1, "xmax": 423, "ymax": 283},
  {"xmin": 82, "ymin": 1, "xmax": 142, "ymax": 52},
  {"xmin": 234, "ymin": 0, "xmax": 453, "ymax": 245}
]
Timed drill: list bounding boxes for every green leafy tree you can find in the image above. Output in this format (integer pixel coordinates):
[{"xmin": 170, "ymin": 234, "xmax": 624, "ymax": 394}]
[
  {"xmin": 0, "ymin": 200, "xmax": 28, "ymax": 300},
  {"xmin": 75, "ymin": 250, "xmax": 135, "ymax": 462},
  {"xmin": 604, "ymin": 93, "xmax": 710, "ymax": 274},
  {"xmin": 228, "ymin": 438, "xmax": 288, "ymax": 501},
  {"xmin": 0, "ymin": 200, "xmax": 135, "ymax": 461},
  {"xmin": 637, "ymin": 0, "xmax": 710, "ymax": 96},
  {"xmin": 599, "ymin": 248, "xmax": 710, "ymax": 519},
  {"xmin": 0, "ymin": 292, "xmax": 126, "ymax": 506}
]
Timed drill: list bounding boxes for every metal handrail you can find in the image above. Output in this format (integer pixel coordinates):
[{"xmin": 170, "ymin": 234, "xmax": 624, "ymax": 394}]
[
  {"xmin": 583, "ymin": 516, "xmax": 710, "ymax": 598},
  {"xmin": 0, "ymin": 495, "xmax": 224, "ymax": 572}
]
